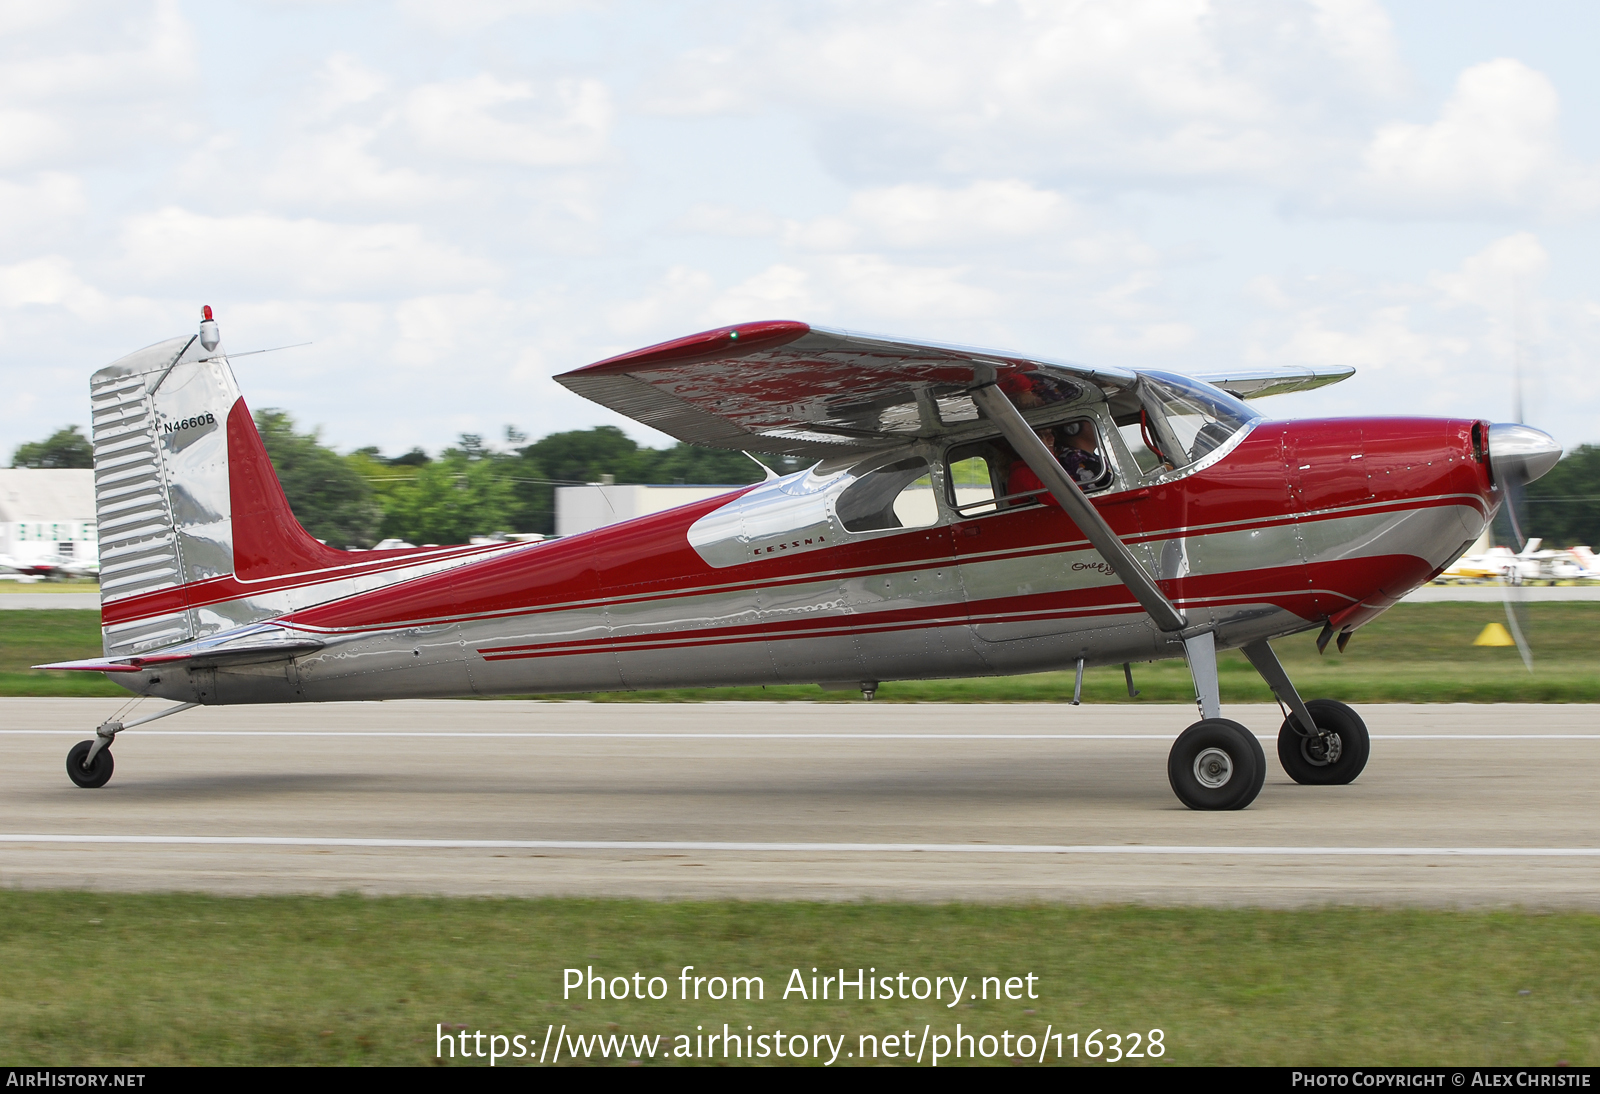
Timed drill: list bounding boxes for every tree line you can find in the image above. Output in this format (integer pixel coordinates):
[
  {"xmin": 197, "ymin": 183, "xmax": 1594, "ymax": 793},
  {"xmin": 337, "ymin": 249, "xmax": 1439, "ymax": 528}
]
[
  {"xmin": 5, "ymin": 416, "xmax": 789, "ymax": 547},
  {"xmin": 10, "ymin": 421, "xmax": 1600, "ymax": 549},
  {"xmin": 259, "ymin": 412, "xmax": 798, "ymax": 547}
]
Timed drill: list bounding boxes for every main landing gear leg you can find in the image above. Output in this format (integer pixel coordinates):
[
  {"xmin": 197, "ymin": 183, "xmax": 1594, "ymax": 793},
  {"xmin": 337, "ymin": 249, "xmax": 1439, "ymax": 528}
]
[
  {"xmin": 67, "ymin": 702, "xmax": 199, "ymax": 789},
  {"xmin": 1241, "ymin": 640, "xmax": 1370, "ymax": 787},
  {"xmin": 1167, "ymin": 631, "xmax": 1266, "ymax": 811}
]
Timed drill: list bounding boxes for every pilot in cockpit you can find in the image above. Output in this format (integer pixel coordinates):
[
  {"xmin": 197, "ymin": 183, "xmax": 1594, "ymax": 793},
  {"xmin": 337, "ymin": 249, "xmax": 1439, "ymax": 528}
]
[{"xmin": 1057, "ymin": 420, "xmax": 1104, "ymax": 485}]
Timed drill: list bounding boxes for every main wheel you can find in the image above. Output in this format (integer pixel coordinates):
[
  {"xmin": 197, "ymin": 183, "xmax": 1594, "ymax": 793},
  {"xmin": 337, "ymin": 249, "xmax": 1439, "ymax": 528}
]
[
  {"xmin": 1168, "ymin": 719, "xmax": 1266, "ymax": 810},
  {"xmin": 66, "ymin": 740, "xmax": 114, "ymax": 789},
  {"xmin": 1277, "ymin": 699, "xmax": 1370, "ymax": 786}
]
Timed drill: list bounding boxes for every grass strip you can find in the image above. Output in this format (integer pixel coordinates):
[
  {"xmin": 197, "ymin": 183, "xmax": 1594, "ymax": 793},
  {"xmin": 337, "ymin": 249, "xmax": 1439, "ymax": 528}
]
[
  {"xmin": 2, "ymin": 603, "xmax": 1597, "ymax": 702},
  {"xmin": 0, "ymin": 892, "xmax": 1593, "ymax": 1066}
]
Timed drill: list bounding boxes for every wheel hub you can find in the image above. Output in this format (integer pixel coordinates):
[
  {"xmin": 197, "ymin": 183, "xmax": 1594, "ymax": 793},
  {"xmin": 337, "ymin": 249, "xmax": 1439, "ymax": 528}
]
[
  {"xmin": 1193, "ymin": 747, "xmax": 1234, "ymax": 788},
  {"xmin": 1301, "ymin": 731, "xmax": 1343, "ymax": 767}
]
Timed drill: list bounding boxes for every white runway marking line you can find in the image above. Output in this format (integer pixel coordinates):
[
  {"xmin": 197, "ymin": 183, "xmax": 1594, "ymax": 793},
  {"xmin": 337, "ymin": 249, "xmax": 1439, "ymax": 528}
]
[
  {"xmin": 1, "ymin": 731, "xmax": 1597, "ymax": 741},
  {"xmin": 0, "ymin": 835, "xmax": 1596, "ymax": 856}
]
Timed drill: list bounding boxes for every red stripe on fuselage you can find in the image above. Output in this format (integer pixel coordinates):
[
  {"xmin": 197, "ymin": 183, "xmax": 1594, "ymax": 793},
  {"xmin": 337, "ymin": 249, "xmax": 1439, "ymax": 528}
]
[
  {"xmin": 470, "ymin": 553, "xmax": 1430, "ymax": 664},
  {"xmin": 99, "ymin": 541, "xmax": 512, "ymax": 626}
]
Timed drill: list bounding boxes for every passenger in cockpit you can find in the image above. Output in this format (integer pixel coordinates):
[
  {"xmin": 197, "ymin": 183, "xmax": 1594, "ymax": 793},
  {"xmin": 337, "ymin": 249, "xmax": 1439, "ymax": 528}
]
[
  {"xmin": 1004, "ymin": 428, "xmax": 1062, "ymax": 508},
  {"xmin": 1003, "ymin": 420, "xmax": 1105, "ymax": 506}
]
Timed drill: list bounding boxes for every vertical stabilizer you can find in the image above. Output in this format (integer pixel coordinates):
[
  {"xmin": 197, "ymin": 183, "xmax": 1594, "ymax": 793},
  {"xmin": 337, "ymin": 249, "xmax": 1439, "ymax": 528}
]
[
  {"xmin": 92, "ymin": 332, "xmax": 241, "ymax": 655},
  {"xmin": 91, "ymin": 313, "xmax": 510, "ymax": 659}
]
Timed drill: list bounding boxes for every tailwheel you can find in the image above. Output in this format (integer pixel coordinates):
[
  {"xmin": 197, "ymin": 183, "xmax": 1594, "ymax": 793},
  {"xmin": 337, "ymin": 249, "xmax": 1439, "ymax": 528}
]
[
  {"xmin": 1277, "ymin": 699, "xmax": 1370, "ymax": 786},
  {"xmin": 66, "ymin": 740, "xmax": 114, "ymax": 789},
  {"xmin": 1168, "ymin": 719, "xmax": 1266, "ymax": 811}
]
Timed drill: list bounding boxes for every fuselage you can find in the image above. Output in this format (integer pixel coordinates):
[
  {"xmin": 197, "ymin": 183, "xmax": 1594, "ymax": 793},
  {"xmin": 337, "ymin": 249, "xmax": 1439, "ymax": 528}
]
[{"xmin": 112, "ymin": 413, "xmax": 1494, "ymax": 706}]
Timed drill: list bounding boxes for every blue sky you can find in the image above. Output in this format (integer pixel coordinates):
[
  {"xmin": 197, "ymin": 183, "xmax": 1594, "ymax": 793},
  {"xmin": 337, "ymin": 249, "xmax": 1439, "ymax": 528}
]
[{"xmin": 2, "ymin": 0, "xmax": 1597, "ymax": 460}]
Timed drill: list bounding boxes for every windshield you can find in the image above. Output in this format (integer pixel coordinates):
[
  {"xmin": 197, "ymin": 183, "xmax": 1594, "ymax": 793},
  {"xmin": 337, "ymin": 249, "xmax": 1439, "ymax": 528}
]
[{"xmin": 1133, "ymin": 371, "xmax": 1257, "ymax": 470}]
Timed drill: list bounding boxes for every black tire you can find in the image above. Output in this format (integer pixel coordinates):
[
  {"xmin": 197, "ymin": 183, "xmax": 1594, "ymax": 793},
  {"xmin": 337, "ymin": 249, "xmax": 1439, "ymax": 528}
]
[
  {"xmin": 66, "ymin": 740, "xmax": 114, "ymax": 789},
  {"xmin": 1168, "ymin": 719, "xmax": 1266, "ymax": 810},
  {"xmin": 1277, "ymin": 699, "xmax": 1370, "ymax": 786}
]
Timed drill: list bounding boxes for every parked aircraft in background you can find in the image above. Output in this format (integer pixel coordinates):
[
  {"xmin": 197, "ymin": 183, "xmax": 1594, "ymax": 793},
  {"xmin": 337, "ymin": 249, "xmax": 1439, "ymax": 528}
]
[
  {"xmin": 38, "ymin": 311, "xmax": 1561, "ymax": 810},
  {"xmin": 1435, "ymin": 539, "xmax": 1598, "ymax": 584},
  {"xmin": 0, "ymin": 554, "xmax": 99, "ymax": 581}
]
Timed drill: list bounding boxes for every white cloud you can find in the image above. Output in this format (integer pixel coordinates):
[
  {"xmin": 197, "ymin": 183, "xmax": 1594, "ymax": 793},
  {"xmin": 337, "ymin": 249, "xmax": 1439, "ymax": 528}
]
[
  {"xmin": 0, "ymin": 172, "xmax": 86, "ymax": 245},
  {"xmin": 115, "ymin": 208, "xmax": 501, "ymax": 296},
  {"xmin": 0, "ymin": 255, "xmax": 104, "ymax": 314},
  {"xmin": 259, "ymin": 126, "xmax": 467, "ymax": 209},
  {"xmin": 791, "ymin": 180, "xmax": 1072, "ymax": 251},
  {"xmin": 671, "ymin": 203, "xmax": 780, "ymax": 238},
  {"xmin": 390, "ymin": 291, "xmax": 522, "ymax": 369},
  {"xmin": 1429, "ymin": 232, "xmax": 1547, "ymax": 311},
  {"xmin": 404, "ymin": 74, "xmax": 613, "ymax": 166},
  {"xmin": 4, "ymin": 3, "xmax": 1600, "ymax": 465},
  {"xmin": 706, "ymin": 263, "xmax": 823, "ymax": 324},
  {"xmin": 304, "ymin": 53, "xmax": 390, "ymax": 119},
  {"xmin": 1239, "ymin": 235, "xmax": 1600, "ymax": 442},
  {"xmin": 1358, "ymin": 59, "xmax": 1600, "ymax": 214},
  {"xmin": 1309, "ymin": 0, "xmax": 1406, "ymax": 96},
  {"xmin": 0, "ymin": 0, "xmax": 197, "ymax": 169},
  {"xmin": 607, "ymin": 265, "xmax": 717, "ymax": 337},
  {"xmin": 642, "ymin": 0, "xmax": 1406, "ymax": 185},
  {"xmin": 395, "ymin": 0, "xmax": 591, "ymax": 35}
]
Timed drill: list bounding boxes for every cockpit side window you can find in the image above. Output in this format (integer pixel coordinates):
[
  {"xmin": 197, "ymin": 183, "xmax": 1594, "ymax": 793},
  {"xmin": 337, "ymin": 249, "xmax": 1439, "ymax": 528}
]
[
  {"xmin": 835, "ymin": 457, "xmax": 938, "ymax": 533},
  {"xmin": 944, "ymin": 416, "xmax": 1113, "ymax": 518}
]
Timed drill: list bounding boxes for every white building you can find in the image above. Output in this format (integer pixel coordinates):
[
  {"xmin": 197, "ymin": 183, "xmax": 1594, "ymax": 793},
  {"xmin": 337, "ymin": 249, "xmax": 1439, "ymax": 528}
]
[
  {"xmin": 555, "ymin": 481, "xmax": 746, "ymax": 537},
  {"xmin": 0, "ymin": 468, "xmax": 99, "ymax": 575}
]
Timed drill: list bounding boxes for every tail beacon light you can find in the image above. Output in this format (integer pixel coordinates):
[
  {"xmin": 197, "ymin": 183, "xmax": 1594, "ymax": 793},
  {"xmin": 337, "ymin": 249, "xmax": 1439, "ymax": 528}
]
[{"xmin": 199, "ymin": 305, "xmax": 220, "ymax": 353}]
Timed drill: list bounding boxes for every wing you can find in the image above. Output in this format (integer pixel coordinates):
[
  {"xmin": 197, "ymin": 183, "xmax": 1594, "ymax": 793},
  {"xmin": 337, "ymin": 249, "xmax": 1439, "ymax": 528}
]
[
  {"xmin": 555, "ymin": 321, "xmax": 1137, "ymax": 458},
  {"xmin": 1191, "ymin": 365, "xmax": 1355, "ymax": 399}
]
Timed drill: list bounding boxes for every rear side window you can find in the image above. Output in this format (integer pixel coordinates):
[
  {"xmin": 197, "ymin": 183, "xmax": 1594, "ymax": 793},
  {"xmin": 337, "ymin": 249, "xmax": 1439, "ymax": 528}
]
[
  {"xmin": 945, "ymin": 444, "xmax": 1006, "ymax": 516},
  {"xmin": 835, "ymin": 457, "xmax": 938, "ymax": 532}
]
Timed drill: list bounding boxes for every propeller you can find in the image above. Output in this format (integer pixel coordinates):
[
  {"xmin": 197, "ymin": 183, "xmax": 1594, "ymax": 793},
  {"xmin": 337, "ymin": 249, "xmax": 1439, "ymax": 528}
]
[{"xmin": 1488, "ymin": 328, "xmax": 1562, "ymax": 671}]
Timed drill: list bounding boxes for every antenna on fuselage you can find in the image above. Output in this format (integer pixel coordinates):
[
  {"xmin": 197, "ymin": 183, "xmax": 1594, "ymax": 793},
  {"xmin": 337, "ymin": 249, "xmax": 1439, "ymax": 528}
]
[{"xmin": 742, "ymin": 451, "xmax": 779, "ymax": 482}]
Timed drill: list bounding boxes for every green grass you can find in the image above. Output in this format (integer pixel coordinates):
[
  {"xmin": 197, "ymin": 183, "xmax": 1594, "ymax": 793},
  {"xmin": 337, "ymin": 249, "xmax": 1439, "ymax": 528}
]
[
  {"xmin": 0, "ymin": 580, "xmax": 98, "ymax": 593},
  {"xmin": 0, "ymin": 892, "xmax": 1592, "ymax": 1066},
  {"xmin": 0, "ymin": 610, "xmax": 126, "ymax": 696},
  {"xmin": 3, "ymin": 603, "xmax": 1596, "ymax": 702}
]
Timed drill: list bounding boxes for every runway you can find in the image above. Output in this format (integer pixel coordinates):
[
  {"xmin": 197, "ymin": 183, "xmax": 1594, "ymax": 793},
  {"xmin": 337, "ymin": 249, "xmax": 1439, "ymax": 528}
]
[{"xmin": 0, "ymin": 699, "xmax": 1596, "ymax": 908}]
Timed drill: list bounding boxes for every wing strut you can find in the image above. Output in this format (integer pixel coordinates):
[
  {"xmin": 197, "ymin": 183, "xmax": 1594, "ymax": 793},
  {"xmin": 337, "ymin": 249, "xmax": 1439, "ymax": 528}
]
[
  {"xmin": 968, "ymin": 382, "xmax": 1185, "ymax": 631},
  {"xmin": 968, "ymin": 381, "xmax": 1222, "ymax": 720}
]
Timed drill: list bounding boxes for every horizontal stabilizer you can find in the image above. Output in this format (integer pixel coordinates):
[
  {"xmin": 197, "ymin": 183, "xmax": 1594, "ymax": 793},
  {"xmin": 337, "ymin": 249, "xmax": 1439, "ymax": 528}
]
[{"xmin": 35, "ymin": 639, "xmax": 325, "ymax": 673}]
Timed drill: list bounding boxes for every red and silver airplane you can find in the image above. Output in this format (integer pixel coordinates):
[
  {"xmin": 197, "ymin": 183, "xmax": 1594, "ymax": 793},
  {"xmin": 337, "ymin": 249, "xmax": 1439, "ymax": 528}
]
[{"xmin": 40, "ymin": 310, "xmax": 1561, "ymax": 809}]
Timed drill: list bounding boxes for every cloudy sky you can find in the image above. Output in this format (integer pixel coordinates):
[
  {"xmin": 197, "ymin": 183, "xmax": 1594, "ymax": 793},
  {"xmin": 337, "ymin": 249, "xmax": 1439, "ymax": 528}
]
[{"xmin": 3, "ymin": 0, "xmax": 1598, "ymax": 462}]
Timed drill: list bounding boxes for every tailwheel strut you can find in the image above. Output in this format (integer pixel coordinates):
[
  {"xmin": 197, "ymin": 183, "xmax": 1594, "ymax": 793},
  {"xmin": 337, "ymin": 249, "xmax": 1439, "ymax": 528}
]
[{"xmin": 66, "ymin": 702, "xmax": 199, "ymax": 789}]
